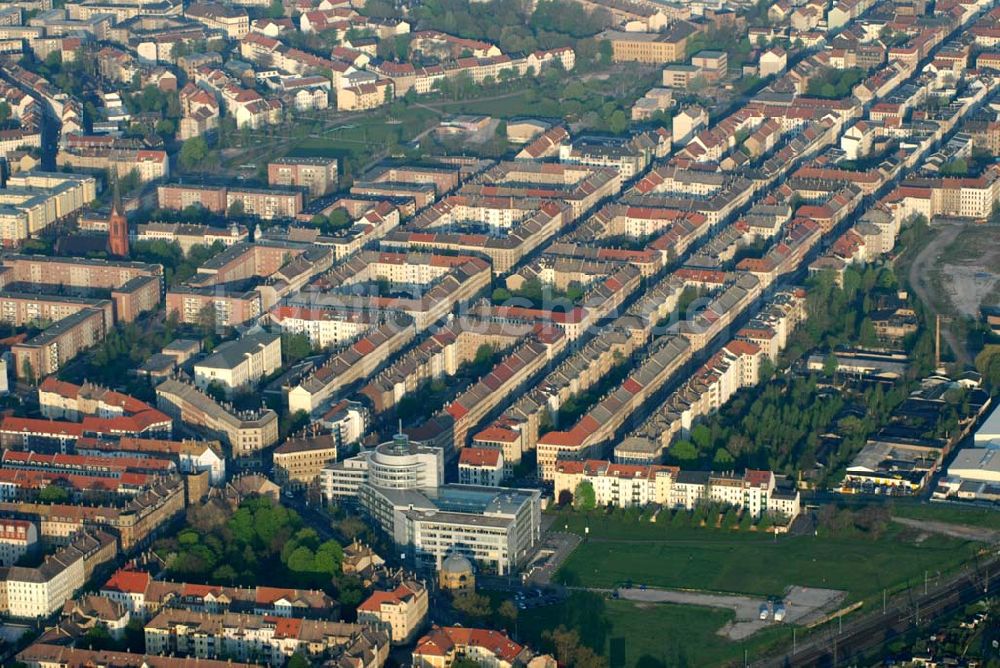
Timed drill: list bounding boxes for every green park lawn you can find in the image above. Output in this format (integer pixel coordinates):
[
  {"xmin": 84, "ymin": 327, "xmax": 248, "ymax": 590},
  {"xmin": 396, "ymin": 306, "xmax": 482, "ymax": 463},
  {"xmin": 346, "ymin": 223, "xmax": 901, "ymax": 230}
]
[
  {"xmin": 282, "ymin": 107, "xmax": 438, "ymax": 165},
  {"xmin": 552, "ymin": 511, "xmax": 979, "ymax": 604}
]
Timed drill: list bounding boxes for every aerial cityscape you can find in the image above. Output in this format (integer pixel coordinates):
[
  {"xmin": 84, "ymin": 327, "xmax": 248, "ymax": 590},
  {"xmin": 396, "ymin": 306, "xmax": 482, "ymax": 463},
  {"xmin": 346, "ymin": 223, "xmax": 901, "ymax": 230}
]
[{"xmin": 0, "ymin": 0, "xmax": 997, "ymax": 665}]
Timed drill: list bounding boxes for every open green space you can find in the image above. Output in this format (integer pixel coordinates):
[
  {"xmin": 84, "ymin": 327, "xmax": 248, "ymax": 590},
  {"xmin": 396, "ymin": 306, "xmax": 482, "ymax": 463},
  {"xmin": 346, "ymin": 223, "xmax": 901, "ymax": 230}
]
[
  {"xmin": 888, "ymin": 501, "xmax": 1000, "ymax": 531},
  {"xmin": 552, "ymin": 512, "xmax": 978, "ymax": 604},
  {"xmin": 519, "ymin": 592, "xmax": 788, "ymax": 668},
  {"xmin": 285, "ymin": 108, "xmax": 437, "ymax": 166}
]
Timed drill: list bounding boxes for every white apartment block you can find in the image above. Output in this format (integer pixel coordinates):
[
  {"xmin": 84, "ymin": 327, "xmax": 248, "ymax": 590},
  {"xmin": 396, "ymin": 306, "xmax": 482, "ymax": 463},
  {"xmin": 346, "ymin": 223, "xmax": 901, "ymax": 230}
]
[
  {"xmin": 193, "ymin": 331, "xmax": 281, "ymax": 395},
  {"xmin": 0, "ymin": 518, "xmax": 38, "ymax": 567},
  {"xmin": 4, "ymin": 530, "xmax": 116, "ymax": 618},
  {"xmin": 318, "ymin": 399, "xmax": 367, "ymax": 448},
  {"xmin": 553, "ymin": 461, "xmax": 800, "ymax": 521},
  {"xmin": 269, "ymin": 306, "xmax": 377, "ymax": 349},
  {"xmin": 458, "ymin": 447, "xmax": 505, "ymax": 487},
  {"xmin": 0, "ymin": 171, "xmax": 97, "ymax": 245}
]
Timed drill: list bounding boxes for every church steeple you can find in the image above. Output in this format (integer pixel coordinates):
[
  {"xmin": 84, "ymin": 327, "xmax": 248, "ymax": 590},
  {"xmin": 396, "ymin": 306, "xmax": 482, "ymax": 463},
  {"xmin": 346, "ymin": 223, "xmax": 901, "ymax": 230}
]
[
  {"xmin": 111, "ymin": 170, "xmax": 123, "ymax": 217},
  {"xmin": 107, "ymin": 171, "xmax": 129, "ymax": 257}
]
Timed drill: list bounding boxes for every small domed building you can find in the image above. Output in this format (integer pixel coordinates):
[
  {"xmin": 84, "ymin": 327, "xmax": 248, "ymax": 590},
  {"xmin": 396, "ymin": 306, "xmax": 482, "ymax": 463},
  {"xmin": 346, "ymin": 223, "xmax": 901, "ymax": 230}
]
[{"xmin": 438, "ymin": 552, "xmax": 475, "ymax": 592}]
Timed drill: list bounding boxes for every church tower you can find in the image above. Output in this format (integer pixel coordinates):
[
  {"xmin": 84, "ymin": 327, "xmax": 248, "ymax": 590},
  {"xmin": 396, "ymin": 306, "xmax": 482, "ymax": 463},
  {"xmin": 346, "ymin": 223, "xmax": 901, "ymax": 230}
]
[{"xmin": 107, "ymin": 172, "xmax": 129, "ymax": 257}]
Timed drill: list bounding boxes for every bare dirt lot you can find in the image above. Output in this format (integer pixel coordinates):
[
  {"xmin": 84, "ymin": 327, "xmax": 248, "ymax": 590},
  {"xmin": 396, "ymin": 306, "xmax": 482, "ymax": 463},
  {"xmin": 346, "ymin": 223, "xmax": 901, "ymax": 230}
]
[
  {"xmin": 930, "ymin": 225, "xmax": 1000, "ymax": 317},
  {"xmin": 618, "ymin": 585, "xmax": 845, "ymax": 640},
  {"xmin": 908, "ymin": 223, "xmax": 999, "ymax": 366}
]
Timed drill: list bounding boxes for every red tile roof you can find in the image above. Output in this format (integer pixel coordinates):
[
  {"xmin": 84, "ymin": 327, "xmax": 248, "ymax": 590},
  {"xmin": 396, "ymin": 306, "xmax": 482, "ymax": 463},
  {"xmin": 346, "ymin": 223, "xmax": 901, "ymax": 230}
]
[
  {"xmin": 415, "ymin": 627, "xmax": 524, "ymax": 663},
  {"xmin": 459, "ymin": 447, "xmax": 501, "ymax": 467},
  {"xmin": 357, "ymin": 583, "xmax": 419, "ymax": 612},
  {"xmin": 103, "ymin": 568, "xmax": 151, "ymax": 595}
]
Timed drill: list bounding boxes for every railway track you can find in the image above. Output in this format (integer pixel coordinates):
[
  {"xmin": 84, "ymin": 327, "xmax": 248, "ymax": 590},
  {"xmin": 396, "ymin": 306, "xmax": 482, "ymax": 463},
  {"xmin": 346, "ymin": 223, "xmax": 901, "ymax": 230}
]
[{"xmin": 756, "ymin": 552, "xmax": 1000, "ymax": 667}]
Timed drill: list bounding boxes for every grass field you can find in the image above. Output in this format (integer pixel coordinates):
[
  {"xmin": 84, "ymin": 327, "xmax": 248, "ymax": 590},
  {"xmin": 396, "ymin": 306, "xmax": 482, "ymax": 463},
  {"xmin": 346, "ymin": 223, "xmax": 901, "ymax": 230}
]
[
  {"xmin": 552, "ymin": 512, "xmax": 979, "ymax": 604},
  {"xmin": 888, "ymin": 501, "xmax": 1000, "ymax": 531},
  {"xmin": 286, "ymin": 109, "xmax": 437, "ymax": 164},
  {"xmin": 519, "ymin": 592, "xmax": 789, "ymax": 668}
]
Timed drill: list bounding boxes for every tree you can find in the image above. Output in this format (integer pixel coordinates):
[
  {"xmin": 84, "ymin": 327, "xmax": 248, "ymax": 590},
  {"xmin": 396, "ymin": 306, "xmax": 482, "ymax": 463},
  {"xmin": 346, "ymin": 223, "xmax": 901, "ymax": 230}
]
[
  {"xmin": 499, "ymin": 599, "xmax": 518, "ymax": 624},
  {"xmin": 670, "ymin": 508, "xmax": 689, "ymax": 528},
  {"xmin": 288, "ymin": 653, "xmax": 312, "ymax": 668},
  {"xmin": 975, "ymin": 346, "xmax": 1000, "ymax": 390},
  {"xmin": 452, "ymin": 591, "xmax": 492, "ymax": 620},
  {"xmin": 563, "ymin": 81, "xmax": 587, "ymax": 101},
  {"xmin": 690, "ymin": 424, "xmax": 712, "ymax": 452},
  {"xmin": 83, "ymin": 624, "xmax": 115, "ymax": 651},
  {"xmin": 671, "ymin": 439, "xmax": 698, "ymax": 461},
  {"xmin": 329, "ymin": 208, "xmax": 351, "ymax": 229},
  {"xmin": 155, "ymin": 119, "xmax": 175, "ymax": 138},
  {"xmin": 598, "ymin": 39, "xmax": 613, "ymax": 63},
  {"xmin": 123, "ymin": 618, "xmax": 145, "ymax": 653},
  {"xmin": 204, "ymin": 380, "xmax": 227, "ymax": 403},
  {"xmin": 228, "ymin": 200, "xmax": 245, "ymax": 218},
  {"xmin": 452, "ymin": 660, "xmax": 482, "ymax": 668},
  {"xmin": 573, "ymin": 480, "xmax": 596, "ymax": 511},
  {"xmin": 712, "ymin": 448, "xmax": 734, "ymax": 468},
  {"xmin": 0, "ymin": 101, "xmax": 10, "ymax": 124},
  {"xmin": 179, "ymin": 137, "xmax": 209, "ymax": 170},
  {"xmin": 20, "ymin": 358, "xmax": 35, "ymax": 386},
  {"xmin": 213, "ymin": 564, "xmax": 238, "ymax": 582},
  {"xmin": 38, "ymin": 484, "xmax": 69, "ymax": 503},
  {"xmin": 940, "ymin": 158, "xmax": 969, "ymax": 176},
  {"xmin": 822, "ymin": 352, "xmax": 838, "ymax": 377},
  {"xmin": 473, "ymin": 344, "xmax": 494, "ymax": 368},
  {"xmin": 859, "ymin": 317, "xmax": 878, "ymax": 347},
  {"xmin": 266, "ymin": 0, "xmax": 284, "ymax": 19},
  {"xmin": 336, "ymin": 516, "xmax": 368, "ymax": 541},
  {"xmin": 607, "ymin": 109, "xmax": 628, "ymax": 135},
  {"xmin": 544, "ymin": 626, "xmax": 582, "ymax": 666},
  {"xmin": 197, "ymin": 304, "xmax": 218, "ymax": 340},
  {"xmin": 283, "ymin": 332, "xmax": 314, "ymax": 362}
]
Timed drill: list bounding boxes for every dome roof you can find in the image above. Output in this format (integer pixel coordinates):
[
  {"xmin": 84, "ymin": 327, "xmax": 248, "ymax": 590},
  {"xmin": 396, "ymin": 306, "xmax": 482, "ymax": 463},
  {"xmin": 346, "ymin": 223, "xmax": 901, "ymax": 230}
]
[{"xmin": 441, "ymin": 552, "xmax": 474, "ymax": 575}]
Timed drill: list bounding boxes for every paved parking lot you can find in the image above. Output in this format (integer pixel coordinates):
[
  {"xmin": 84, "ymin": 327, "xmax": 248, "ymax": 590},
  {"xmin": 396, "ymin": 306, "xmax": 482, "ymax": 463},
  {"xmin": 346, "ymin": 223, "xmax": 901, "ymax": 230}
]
[
  {"xmin": 524, "ymin": 531, "xmax": 581, "ymax": 585},
  {"xmin": 619, "ymin": 585, "xmax": 845, "ymax": 640}
]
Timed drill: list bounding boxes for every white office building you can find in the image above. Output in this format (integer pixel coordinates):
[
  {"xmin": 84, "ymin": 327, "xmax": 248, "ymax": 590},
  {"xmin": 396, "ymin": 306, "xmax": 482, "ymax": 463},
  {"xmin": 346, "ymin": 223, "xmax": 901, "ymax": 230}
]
[
  {"xmin": 360, "ymin": 484, "xmax": 541, "ymax": 576},
  {"xmin": 321, "ymin": 432, "xmax": 443, "ymax": 503}
]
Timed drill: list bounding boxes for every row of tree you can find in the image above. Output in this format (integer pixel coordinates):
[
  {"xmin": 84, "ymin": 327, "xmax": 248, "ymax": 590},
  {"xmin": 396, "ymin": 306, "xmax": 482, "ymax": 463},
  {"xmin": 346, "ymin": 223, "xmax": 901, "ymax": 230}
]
[{"xmin": 363, "ymin": 0, "xmax": 613, "ymax": 57}]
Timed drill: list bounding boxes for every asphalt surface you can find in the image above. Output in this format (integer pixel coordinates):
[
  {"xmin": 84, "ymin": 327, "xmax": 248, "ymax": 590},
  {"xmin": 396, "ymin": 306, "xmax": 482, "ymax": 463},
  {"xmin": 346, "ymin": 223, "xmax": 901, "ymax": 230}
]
[
  {"xmin": 619, "ymin": 586, "xmax": 843, "ymax": 641},
  {"xmin": 524, "ymin": 531, "xmax": 582, "ymax": 585}
]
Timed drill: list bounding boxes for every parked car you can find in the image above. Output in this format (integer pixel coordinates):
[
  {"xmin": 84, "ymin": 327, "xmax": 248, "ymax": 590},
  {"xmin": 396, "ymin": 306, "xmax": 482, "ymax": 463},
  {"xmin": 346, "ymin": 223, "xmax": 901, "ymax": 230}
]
[
  {"xmin": 759, "ymin": 604, "xmax": 770, "ymax": 621},
  {"xmin": 774, "ymin": 604, "xmax": 786, "ymax": 622}
]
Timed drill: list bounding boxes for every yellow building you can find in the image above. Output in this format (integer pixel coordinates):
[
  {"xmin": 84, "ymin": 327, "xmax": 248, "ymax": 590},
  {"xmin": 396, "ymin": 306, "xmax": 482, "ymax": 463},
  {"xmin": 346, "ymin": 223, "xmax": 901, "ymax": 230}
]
[
  {"xmin": 438, "ymin": 553, "xmax": 475, "ymax": 593},
  {"xmin": 337, "ymin": 80, "xmax": 393, "ymax": 111},
  {"xmin": 357, "ymin": 580, "xmax": 428, "ymax": 645},
  {"xmin": 273, "ymin": 430, "xmax": 339, "ymax": 488},
  {"xmin": 598, "ymin": 23, "xmax": 697, "ymax": 64}
]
